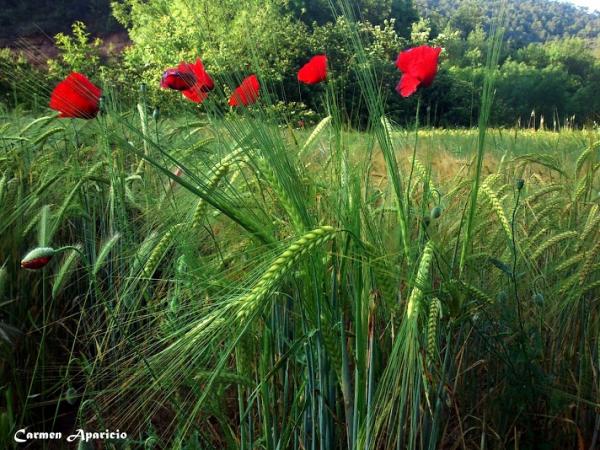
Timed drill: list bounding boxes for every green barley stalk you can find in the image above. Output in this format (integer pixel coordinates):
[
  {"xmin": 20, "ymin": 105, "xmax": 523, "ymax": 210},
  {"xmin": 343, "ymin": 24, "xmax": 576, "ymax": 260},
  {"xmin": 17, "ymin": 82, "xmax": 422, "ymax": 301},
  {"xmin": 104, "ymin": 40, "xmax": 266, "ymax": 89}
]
[
  {"xmin": 191, "ymin": 162, "xmax": 231, "ymax": 230},
  {"xmin": 237, "ymin": 226, "xmax": 338, "ymax": 318},
  {"xmin": 481, "ymin": 184, "xmax": 512, "ymax": 242},
  {"xmin": 580, "ymin": 205, "xmax": 599, "ymax": 244},
  {"xmin": 18, "ymin": 115, "xmax": 55, "ymax": 136},
  {"xmin": 52, "ymin": 245, "xmax": 82, "ymax": 298},
  {"xmin": 258, "ymin": 158, "xmax": 307, "ymax": 233},
  {"xmin": 406, "ymin": 241, "xmax": 435, "ymax": 319},
  {"xmin": 459, "ymin": 9, "xmax": 506, "ymax": 274},
  {"xmin": 527, "ymin": 184, "xmax": 563, "ymax": 204},
  {"xmin": 0, "ymin": 173, "xmax": 7, "ymax": 206},
  {"xmin": 299, "ymin": 115, "xmax": 332, "ymax": 158},
  {"xmin": 531, "ymin": 231, "xmax": 578, "ymax": 261},
  {"xmin": 93, "ymin": 233, "xmax": 121, "ymax": 276},
  {"xmin": 555, "ymin": 253, "xmax": 584, "ymax": 272},
  {"xmin": 143, "ymin": 223, "xmax": 186, "ymax": 278},
  {"xmin": 33, "ymin": 127, "xmax": 65, "ymax": 147},
  {"xmin": 575, "ymin": 143, "xmax": 597, "ymax": 175},
  {"xmin": 579, "ymin": 239, "xmax": 600, "ymax": 285},
  {"xmin": 363, "ymin": 241, "xmax": 435, "ymax": 450},
  {"xmin": 427, "ymin": 298, "xmax": 442, "ymax": 364}
]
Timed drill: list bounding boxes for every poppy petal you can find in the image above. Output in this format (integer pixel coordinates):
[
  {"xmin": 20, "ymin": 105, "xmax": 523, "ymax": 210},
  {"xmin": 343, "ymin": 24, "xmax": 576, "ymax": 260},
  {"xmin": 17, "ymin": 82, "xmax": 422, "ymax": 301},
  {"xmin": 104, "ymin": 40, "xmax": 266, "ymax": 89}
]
[
  {"xmin": 49, "ymin": 72, "xmax": 101, "ymax": 119},
  {"xmin": 162, "ymin": 58, "xmax": 214, "ymax": 93},
  {"xmin": 182, "ymin": 87, "xmax": 209, "ymax": 103},
  {"xmin": 396, "ymin": 75, "xmax": 421, "ymax": 98},
  {"xmin": 188, "ymin": 58, "xmax": 214, "ymax": 92},
  {"xmin": 229, "ymin": 75, "xmax": 260, "ymax": 107},
  {"xmin": 298, "ymin": 54, "xmax": 327, "ymax": 84},
  {"xmin": 161, "ymin": 69, "xmax": 194, "ymax": 91},
  {"xmin": 21, "ymin": 256, "xmax": 52, "ymax": 270}
]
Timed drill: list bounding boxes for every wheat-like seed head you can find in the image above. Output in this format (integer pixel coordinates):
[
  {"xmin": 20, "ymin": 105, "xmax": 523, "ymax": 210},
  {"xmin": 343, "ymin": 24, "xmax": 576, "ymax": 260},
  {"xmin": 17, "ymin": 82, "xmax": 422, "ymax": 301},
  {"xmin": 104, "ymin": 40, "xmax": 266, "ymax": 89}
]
[
  {"xmin": 427, "ymin": 297, "xmax": 441, "ymax": 364},
  {"xmin": 236, "ymin": 226, "xmax": 338, "ymax": 319},
  {"xmin": 481, "ymin": 184, "xmax": 512, "ymax": 242},
  {"xmin": 579, "ymin": 239, "xmax": 600, "ymax": 285},
  {"xmin": 406, "ymin": 241, "xmax": 434, "ymax": 319},
  {"xmin": 531, "ymin": 231, "xmax": 578, "ymax": 261}
]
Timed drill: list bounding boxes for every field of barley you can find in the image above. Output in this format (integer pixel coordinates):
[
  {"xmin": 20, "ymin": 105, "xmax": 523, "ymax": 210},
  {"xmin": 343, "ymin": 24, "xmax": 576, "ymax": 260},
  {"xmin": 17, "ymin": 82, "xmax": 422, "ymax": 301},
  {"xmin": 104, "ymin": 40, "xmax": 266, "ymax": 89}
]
[{"xmin": 1, "ymin": 99, "xmax": 598, "ymax": 448}]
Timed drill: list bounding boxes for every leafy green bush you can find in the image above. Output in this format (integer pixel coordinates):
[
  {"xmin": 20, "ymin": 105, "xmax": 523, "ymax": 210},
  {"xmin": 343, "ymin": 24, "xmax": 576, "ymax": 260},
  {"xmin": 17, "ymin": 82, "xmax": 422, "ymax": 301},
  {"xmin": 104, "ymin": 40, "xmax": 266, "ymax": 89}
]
[
  {"xmin": 47, "ymin": 21, "xmax": 103, "ymax": 78},
  {"xmin": 0, "ymin": 49, "xmax": 49, "ymax": 112}
]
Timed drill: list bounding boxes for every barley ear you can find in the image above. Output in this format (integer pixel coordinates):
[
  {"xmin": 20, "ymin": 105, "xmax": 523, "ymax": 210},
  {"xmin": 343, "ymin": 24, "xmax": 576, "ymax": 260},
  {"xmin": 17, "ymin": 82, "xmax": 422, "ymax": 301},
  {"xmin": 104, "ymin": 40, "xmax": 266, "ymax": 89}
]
[
  {"xmin": 406, "ymin": 241, "xmax": 435, "ymax": 319},
  {"xmin": 427, "ymin": 297, "xmax": 442, "ymax": 363}
]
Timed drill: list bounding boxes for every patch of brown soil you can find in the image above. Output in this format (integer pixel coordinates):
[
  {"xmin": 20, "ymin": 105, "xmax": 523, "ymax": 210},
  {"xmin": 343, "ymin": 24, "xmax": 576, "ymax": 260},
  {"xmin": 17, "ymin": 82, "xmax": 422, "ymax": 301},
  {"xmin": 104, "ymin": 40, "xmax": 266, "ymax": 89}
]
[{"xmin": 0, "ymin": 32, "xmax": 130, "ymax": 67}]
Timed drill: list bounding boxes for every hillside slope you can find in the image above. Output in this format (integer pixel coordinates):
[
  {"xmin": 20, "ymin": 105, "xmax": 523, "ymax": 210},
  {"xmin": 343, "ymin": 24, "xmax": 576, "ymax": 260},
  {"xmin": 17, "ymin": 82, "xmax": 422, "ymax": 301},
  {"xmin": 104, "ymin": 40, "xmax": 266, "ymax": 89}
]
[{"xmin": 416, "ymin": 0, "xmax": 600, "ymax": 44}]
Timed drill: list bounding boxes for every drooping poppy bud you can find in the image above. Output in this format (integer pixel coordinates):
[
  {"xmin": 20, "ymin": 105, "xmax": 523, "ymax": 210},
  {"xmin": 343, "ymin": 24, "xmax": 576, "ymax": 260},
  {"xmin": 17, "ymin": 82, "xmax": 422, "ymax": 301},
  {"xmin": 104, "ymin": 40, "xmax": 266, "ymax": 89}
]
[
  {"xmin": 152, "ymin": 106, "xmax": 160, "ymax": 121},
  {"xmin": 516, "ymin": 179, "xmax": 525, "ymax": 190},
  {"xmin": 298, "ymin": 54, "xmax": 327, "ymax": 84},
  {"xmin": 49, "ymin": 72, "xmax": 102, "ymax": 119},
  {"xmin": 395, "ymin": 46, "xmax": 441, "ymax": 98},
  {"xmin": 21, "ymin": 247, "xmax": 56, "ymax": 270},
  {"xmin": 65, "ymin": 386, "xmax": 78, "ymax": 405},
  {"xmin": 430, "ymin": 206, "xmax": 442, "ymax": 219},
  {"xmin": 228, "ymin": 75, "xmax": 260, "ymax": 107}
]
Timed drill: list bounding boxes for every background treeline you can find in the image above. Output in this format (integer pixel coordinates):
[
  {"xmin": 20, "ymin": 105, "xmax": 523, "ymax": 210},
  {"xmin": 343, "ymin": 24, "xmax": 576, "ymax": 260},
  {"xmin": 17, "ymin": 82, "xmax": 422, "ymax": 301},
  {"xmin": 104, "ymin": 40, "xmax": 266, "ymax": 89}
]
[
  {"xmin": 417, "ymin": 0, "xmax": 600, "ymax": 45},
  {"xmin": 1, "ymin": 0, "xmax": 599, "ymax": 127}
]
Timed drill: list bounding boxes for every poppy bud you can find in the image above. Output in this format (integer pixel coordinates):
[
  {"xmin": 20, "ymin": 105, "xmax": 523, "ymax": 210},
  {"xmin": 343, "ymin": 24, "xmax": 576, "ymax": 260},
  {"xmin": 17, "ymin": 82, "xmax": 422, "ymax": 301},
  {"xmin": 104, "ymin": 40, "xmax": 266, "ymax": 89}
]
[
  {"xmin": 139, "ymin": 83, "xmax": 147, "ymax": 94},
  {"xmin": 532, "ymin": 292, "xmax": 544, "ymax": 305},
  {"xmin": 98, "ymin": 96, "xmax": 105, "ymax": 115},
  {"xmin": 152, "ymin": 106, "xmax": 160, "ymax": 121},
  {"xmin": 430, "ymin": 206, "xmax": 442, "ymax": 219},
  {"xmin": 65, "ymin": 386, "xmax": 78, "ymax": 405},
  {"xmin": 516, "ymin": 179, "xmax": 525, "ymax": 190},
  {"xmin": 21, "ymin": 247, "xmax": 56, "ymax": 270},
  {"xmin": 145, "ymin": 436, "xmax": 158, "ymax": 449}
]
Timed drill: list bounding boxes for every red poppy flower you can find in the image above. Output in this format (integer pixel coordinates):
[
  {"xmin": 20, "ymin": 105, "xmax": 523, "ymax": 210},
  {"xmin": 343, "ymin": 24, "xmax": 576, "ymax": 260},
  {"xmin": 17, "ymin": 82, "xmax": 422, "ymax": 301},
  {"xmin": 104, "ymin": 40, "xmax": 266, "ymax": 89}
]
[
  {"xmin": 161, "ymin": 58, "xmax": 214, "ymax": 103},
  {"xmin": 228, "ymin": 75, "xmax": 260, "ymax": 107},
  {"xmin": 298, "ymin": 54, "xmax": 327, "ymax": 84},
  {"xmin": 49, "ymin": 72, "xmax": 101, "ymax": 119},
  {"xmin": 395, "ymin": 46, "xmax": 441, "ymax": 97}
]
